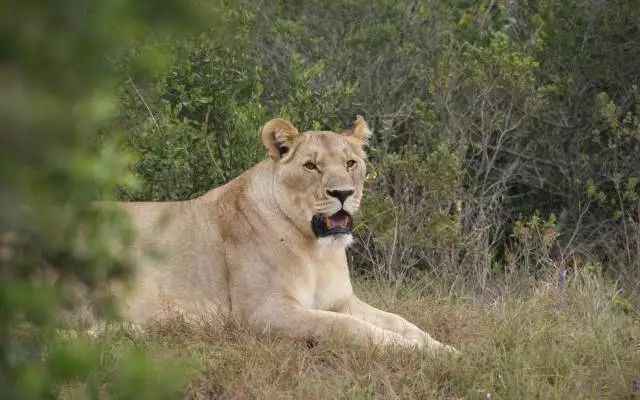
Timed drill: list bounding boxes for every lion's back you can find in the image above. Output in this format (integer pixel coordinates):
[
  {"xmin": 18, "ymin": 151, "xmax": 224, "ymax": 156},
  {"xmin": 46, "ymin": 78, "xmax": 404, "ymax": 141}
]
[
  {"xmin": 117, "ymin": 197, "xmax": 231, "ymax": 323},
  {"xmin": 114, "ymin": 162, "xmax": 273, "ymax": 324}
]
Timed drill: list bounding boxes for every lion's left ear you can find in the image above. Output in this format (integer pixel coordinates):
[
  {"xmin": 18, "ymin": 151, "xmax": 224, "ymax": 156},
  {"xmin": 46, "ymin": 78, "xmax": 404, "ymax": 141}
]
[
  {"xmin": 343, "ymin": 115, "xmax": 371, "ymax": 146},
  {"xmin": 261, "ymin": 118, "xmax": 300, "ymax": 160}
]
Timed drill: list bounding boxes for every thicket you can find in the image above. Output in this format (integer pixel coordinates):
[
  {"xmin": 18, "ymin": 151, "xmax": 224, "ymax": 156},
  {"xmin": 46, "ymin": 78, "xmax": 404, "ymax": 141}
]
[{"xmin": 116, "ymin": 0, "xmax": 640, "ymax": 298}]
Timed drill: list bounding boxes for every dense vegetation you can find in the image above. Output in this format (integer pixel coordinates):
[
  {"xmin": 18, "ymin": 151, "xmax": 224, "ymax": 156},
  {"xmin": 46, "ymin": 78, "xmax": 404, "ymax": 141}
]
[
  {"xmin": 117, "ymin": 0, "xmax": 640, "ymax": 292},
  {"xmin": 2, "ymin": 0, "xmax": 639, "ymax": 398}
]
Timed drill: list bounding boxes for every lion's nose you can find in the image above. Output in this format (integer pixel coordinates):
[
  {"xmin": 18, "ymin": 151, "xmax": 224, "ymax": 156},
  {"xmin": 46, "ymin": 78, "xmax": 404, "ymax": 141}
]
[{"xmin": 326, "ymin": 189, "xmax": 354, "ymax": 204}]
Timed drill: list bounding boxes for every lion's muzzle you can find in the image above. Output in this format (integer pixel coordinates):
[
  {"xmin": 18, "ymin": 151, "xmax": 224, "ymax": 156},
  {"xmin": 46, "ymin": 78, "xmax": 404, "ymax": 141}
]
[{"xmin": 311, "ymin": 209, "xmax": 353, "ymax": 237}]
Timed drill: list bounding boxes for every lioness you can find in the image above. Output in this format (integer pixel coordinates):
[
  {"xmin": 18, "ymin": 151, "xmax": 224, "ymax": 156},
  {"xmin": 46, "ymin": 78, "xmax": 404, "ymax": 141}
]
[{"xmin": 118, "ymin": 116, "xmax": 454, "ymax": 351}]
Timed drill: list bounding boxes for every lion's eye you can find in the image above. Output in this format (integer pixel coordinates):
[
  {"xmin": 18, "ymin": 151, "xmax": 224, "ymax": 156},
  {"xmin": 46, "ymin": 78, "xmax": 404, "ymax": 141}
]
[
  {"xmin": 346, "ymin": 160, "xmax": 356, "ymax": 168},
  {"xmin": 304, "ymin": 161, "xmax": 318, "ymax": 171}
]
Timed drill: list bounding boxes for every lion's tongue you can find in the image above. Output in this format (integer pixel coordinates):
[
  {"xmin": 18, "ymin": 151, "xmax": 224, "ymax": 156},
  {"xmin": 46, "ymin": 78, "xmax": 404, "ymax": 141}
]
[{"xmin": 327, "ymin": 213, "xmax": 349, "ymax": 229}]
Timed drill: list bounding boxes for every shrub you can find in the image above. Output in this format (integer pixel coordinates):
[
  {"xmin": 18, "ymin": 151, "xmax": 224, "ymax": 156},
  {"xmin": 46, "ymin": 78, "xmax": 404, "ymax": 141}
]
[{"xmin": 0, "ymin": 1, "xmax": 211, "ymax": 398}]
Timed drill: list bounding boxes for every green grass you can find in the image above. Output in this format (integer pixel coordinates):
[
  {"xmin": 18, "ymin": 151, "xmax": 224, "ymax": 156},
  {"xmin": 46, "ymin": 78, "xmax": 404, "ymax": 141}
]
[{"xmin": 61, "ymin": 272, "xmax": 639, "ymax": 399}]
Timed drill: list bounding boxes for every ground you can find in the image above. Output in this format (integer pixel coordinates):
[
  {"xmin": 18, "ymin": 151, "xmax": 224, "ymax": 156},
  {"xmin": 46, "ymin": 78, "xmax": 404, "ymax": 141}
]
[{"xmin": 61, "ymin": 272, "xmax": 639, "ymax": 400}]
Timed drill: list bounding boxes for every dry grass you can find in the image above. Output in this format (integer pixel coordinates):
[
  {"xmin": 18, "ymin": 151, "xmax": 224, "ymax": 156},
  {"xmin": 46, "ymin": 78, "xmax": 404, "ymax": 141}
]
[{"xmin": 81, "ymin": 272, "xmax": 639, "ymax": 400}]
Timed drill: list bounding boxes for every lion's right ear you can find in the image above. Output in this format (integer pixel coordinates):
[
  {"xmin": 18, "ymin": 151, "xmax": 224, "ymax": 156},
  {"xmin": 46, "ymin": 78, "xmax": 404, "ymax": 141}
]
[{"xmin": 261, "ymin": 118, "xmax": 300, "ymax": 160}]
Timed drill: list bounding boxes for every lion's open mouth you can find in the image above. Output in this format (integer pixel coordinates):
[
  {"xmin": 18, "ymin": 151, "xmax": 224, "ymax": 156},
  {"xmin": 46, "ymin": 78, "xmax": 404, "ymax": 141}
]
[{"xmin": 311, "ymin": 210, "xmax": 353, "ymax": 237}]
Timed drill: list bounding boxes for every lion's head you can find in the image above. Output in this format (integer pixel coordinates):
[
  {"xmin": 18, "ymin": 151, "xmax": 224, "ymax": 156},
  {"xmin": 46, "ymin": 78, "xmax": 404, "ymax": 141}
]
[{"xmin": 261, "ymin": 116, "xmax": 371, "ymax": 242}]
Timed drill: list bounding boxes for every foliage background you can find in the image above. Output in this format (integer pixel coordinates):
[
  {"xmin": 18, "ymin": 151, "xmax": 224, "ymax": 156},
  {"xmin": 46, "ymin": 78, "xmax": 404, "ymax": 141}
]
[
  {"xmin": 116, "ymin": 0, "xmax": 640, "ymax": 293},
  {"xmin": 2, "ymin": 0, "xmax": 639, "ymax": 398}
]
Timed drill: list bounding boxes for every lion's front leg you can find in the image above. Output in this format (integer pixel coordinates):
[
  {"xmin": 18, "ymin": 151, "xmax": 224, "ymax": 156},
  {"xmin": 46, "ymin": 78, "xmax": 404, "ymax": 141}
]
[
  {"xmin": 337, "ymin": 295, "xmax": 457, "ymax": 353},
  {"xmin": 248, "ymin": 301, "xmax": 417, "ymax": 348}
]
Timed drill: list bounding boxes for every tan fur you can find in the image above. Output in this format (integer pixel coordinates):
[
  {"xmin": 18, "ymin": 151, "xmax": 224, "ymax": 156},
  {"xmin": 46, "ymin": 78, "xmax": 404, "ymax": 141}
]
[{"xmin": 116, "ymin": 117, "xmax": 455, "ymax": 352}]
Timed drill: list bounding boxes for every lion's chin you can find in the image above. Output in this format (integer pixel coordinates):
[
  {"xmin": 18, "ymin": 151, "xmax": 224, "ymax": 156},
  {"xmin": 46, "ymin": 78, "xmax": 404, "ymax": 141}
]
[
  {"xmin": 311, "ymin": 210, "xmax": 353, "ymax": 238},
  {"xmin": 317, "ymin": 234, "xmax": 354, "ymax": 249}
]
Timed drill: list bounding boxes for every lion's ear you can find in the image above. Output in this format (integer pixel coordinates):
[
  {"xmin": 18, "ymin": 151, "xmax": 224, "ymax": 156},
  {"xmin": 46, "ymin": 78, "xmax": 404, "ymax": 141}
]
[
  {"xmin": 261, "ymin": 118, "xmax": 300, "ymax": 160},
  {"xmin": 343, "ymin": 115, "xmax": 371, "ymax": 146}
]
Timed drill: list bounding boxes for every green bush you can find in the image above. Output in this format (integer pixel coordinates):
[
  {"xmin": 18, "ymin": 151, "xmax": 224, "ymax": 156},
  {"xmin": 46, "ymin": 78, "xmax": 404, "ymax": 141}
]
[
  {"xmin": 115, "ymin": 32, "xmax": 266, "ymax": 200},
  {"xmin": 0, "ymin": 1, "xmax": 211, "ymax": 398},
  {"xmin": 354, "ymin": 145, "xmax": 463, "ymax": 280}
]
